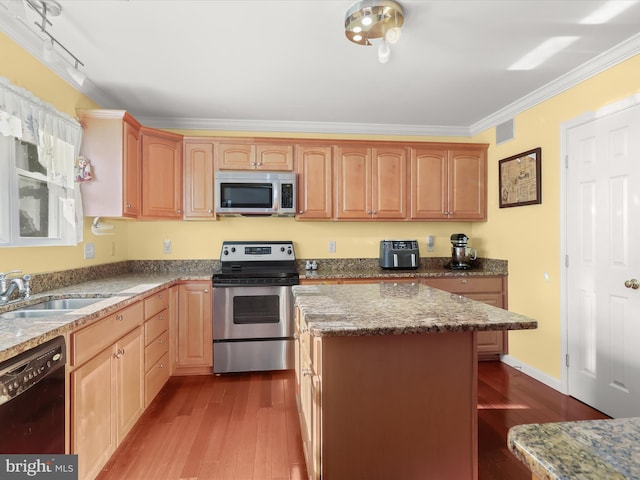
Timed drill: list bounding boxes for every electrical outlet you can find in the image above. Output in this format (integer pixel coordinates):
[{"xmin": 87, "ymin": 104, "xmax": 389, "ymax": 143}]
[
  {"xmin": 328, "ymin": 240, "xmax": 336, "ymax": 253},
  {"xmin": 427, "ymin": 235, "xmax": 435, "ymax": 252},
  {"xmin": 111, "ymin": 242, "xmax": 116, "ymax": 256},
  {"xmin": 84, "ymin": 243, "xmax": 95, "ymax": 259},
  {"xmin": 163, "ymin": 239, "xmax": 172, "ymax": 254}
]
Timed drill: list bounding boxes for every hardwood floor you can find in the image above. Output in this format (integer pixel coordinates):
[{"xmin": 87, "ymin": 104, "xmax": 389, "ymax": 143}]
[{"xmin": 96, "ymin": 362, "xmax": 608, "ymax": 480}]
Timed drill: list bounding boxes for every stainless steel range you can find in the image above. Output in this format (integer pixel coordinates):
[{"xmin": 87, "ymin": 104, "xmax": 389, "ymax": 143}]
[{"xmin": 212, "ymin": 241, "xmax": 299, "ymax": 374}]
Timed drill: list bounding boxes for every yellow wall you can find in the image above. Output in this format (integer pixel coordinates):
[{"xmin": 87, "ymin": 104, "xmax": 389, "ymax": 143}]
[
  {"xmin": 471, "ymin": 54, "xmax": 640, "ymax": 379},
  {"xmin": 2, "ymin": 31, "xmax": 639, "ymax": 382}
]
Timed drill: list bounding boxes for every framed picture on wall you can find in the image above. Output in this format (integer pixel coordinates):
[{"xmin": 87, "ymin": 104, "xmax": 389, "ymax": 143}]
[{"xmin": 498, "ymin": 148, "xmax": 542, "ymax": 208}]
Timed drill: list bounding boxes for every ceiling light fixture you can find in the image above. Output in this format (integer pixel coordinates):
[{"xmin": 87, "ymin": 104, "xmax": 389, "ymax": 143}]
[
  {"xmin": 345, "ymin": 0, "xmax": 404, "ymax": 64},
  {"xmin": 23, "ymin": 0, "xmax": 87, "ymax": 86}
]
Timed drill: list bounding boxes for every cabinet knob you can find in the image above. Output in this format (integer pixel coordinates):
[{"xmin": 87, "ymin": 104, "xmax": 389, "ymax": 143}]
[
  {"xmin": 116, "ymin": 314, "xmax": 124, "ymax": 321},
  {"xmin": 158, "ymin": 338, "xmax": 164, "ymax": 344},
  {"xmin": 208, "ymin": 209, "xmax": 213, "ymax": 213},
  {"xmin": 158, "ymin": 315, "xmax": 164, "ymax": 320},
  {"xmin": 204, "ymin": 289, "xmax": 209, "ymax": 293},
  {"xmin": 158, "ymin": 363, "xmax": 164, "ymax": 368},
  {"xmin": 461, "ymin": 279, "xmax": 468, "ymax": 284},
  {"xmin": 177, "ymin": 209, "xmax": 182, "ymax": 213}
]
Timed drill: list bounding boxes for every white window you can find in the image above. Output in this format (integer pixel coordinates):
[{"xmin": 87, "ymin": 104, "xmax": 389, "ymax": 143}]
[{"xmin": 0, "ymin": 77, "xmax": 83, "ymax": 247}]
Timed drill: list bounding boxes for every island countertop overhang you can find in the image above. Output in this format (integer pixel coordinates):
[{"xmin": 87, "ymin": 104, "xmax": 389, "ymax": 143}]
[{"xmin": 293, "ymin": 283, "xmax": 537, "ymax": 337}]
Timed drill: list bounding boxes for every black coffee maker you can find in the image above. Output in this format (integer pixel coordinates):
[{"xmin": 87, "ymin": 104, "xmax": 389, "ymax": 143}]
[{"xmin": 446, "ymin": 233, "xmax": 477, "ymax": 270}]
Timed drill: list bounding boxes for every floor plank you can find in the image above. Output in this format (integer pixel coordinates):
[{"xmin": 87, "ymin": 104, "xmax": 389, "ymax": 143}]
[{"xmin": 96, "ymin": 363, "xmax": 608, "ymax": 480}]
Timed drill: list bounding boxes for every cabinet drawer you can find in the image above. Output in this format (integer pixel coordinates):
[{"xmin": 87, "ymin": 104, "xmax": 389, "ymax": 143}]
[
  {"xmin": 71, "ymin": 301, "xmax": 143, "ymax": 366},
  {"xmin": 145, "ymin": 330, "xmax": 169, "ymax": 372},
  {"xmin": 144, "ymin": 309, "xmax": 169, "ymax": 345},
  {"xmin": 421, "ymin": 276, "xmax": 503, "ymax": 294},
  {"xmin": 144, "ymin": 290, "xmax": 169, "ymax": 319},
  {"xmin": 145, "ymin": 351, "xmax": 170, "ymax": 406}
]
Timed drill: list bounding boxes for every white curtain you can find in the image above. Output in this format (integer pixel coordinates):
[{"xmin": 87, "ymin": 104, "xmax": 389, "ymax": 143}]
[{"xmin": 0, "ymin": 76, "xmax": 84, "ymax": 242}]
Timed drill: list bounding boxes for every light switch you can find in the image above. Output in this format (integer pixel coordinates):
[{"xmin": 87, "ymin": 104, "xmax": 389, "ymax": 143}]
[
  {"xmin": 84, "ymin": 243, "xmax": 95, "ymax": 259},
  {"xmin": 164, "ymin": 239, "xmax": 172, "ymax": 254},
  {"xmin": 427, "ymin": 235, "xmax": 435, "ymax": 252}
]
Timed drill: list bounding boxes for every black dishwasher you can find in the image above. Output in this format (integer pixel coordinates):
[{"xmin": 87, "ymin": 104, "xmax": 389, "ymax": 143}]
[{"xmin": 0, "ymin": 336, "xmax": 66, "ymax": 454}]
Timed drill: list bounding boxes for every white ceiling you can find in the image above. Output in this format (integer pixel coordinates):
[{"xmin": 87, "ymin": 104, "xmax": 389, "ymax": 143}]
[{"xmin": 1, "ymin": 0, "xmax": 639, "ymax": 136}]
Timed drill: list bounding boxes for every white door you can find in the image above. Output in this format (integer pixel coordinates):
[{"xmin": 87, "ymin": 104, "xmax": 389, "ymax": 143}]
[{"xmin": 566, "ymin": 101, "xmax": 640, "ymax": 418}]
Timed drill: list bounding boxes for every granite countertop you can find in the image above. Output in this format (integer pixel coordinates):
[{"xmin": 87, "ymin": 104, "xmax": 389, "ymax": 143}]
[
  {"xmin": 508, "ymin": 418, "xmax": 640, "ymax": 480},
  {"xmin": 292, "ymin": 282, "xmax": 536, "ymax": 337},
  {"xmin": 298, "ymin": 257, "xmax": 508, "ymax": 280},
  {"xmin": 0, "ymin": 272, "xmax": 211, "ymax": 363}
]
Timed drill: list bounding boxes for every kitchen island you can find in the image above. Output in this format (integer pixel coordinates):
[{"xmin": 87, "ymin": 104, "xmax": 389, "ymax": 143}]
[{"xmin": 292, "ymin": 282, "xmax": 537, "ymax": 480}]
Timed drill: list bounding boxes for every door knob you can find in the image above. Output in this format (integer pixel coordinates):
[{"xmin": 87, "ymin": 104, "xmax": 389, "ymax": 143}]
[{"xmin": 624, "ymin": 278, "xmax": 639, "ymax": 289}]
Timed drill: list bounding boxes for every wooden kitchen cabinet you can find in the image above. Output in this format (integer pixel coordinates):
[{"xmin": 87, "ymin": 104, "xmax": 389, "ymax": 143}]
[
  {"xmin": 71, "ymin": 301, "xmax": 145, "ymax": 480},
  {"xmin": 295, "ymin": 145, "xmax": 333, "ymax": 219},
  {"xmin": 175, "ymin": 281, "xmax": 212, "ymax": 375},
  {"xmin": 78, "ymin": 110, "xmax": 142, "ymax": 217},
  {"xmin": 184, "ymin": 140, "xmax": 215, "ymax": 219},
  {"xmin": 421, "ymin": 276, "xmax": 508, "ymax": 358},
  {"xmin": 216, "ymin": 142, "xmax": 293, "ymax": 171},
  {"xmin": 335, "ymin": 145, "xmax": 408, "ymax": 220},
  {"xmin": 141, "ymin": 127, "xmax": 184, "ymax": 218},
  {"xmin": 410, "ymin": 144, "xmax": 487, "ymax": 220}
]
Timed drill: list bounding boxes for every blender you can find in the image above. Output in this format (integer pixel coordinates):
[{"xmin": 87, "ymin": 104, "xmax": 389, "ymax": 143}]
[{"xmin": 447, "ymin": 233, "xmax": 477, "ymax": 270}]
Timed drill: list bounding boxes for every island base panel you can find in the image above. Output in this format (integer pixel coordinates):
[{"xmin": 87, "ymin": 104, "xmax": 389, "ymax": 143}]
[{"xmin": 321, "ymin": 331, "xmax": 478, "ymax": 480}]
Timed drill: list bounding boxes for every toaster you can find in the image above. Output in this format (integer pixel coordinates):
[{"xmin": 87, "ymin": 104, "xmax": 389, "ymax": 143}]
[{"xmin": 379, "ymin": 240, "xmax": 420, "ymax": 270}]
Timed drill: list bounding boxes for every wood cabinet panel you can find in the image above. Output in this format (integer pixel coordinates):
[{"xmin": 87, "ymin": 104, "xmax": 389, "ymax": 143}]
[
  {"xmin": 371, "ymin": 147, "xmax": 408, "ymax": 219},
  {"xmin": 295, "ymin": 145, "xmax": 333, "ymax": 219},
  {"xmin": 143, "ymin": 290, "xmax": 169, "ymax": 319},
  {"xmin": 335, "ymin": 146, "xmax": 371, "ymax": 219},
  {"xmin": 184, "ymin": 141, "xmax": 215, "ymax": 218},
  {"xmin": 123, "ymin": 119, "xmax": 142, "ymax": 216},
  {"xmin": 217, "ymin": 143, "xmax": 255, "ymax": 170},
  {"xmin": 114, "ymin": 326, "xmax": 144, "ymax": 444},
  {"xmin": 145, "ymin": 351, "xmax": 170, "ymax": 406},
  {"xmin": 410, "ymin": 148, "xmax": 447, "ymax": 219},
  {"xmin": 176, "ymin": 282, "xmax": 212, "ymax": 373},
  {"xmin": 141, "ymin": 128, "xmax": 183, "ymax": 218},
  {"xmin": 256, "ymin": 144, "xmax": 293, "ymax": 170},
  {"xmin": 449, "ymin": 148, "xmax": 486, "ymax": 220},
  {"xmin": 71, "ymin": 347, "xmax": 115, "ymax": 480}
]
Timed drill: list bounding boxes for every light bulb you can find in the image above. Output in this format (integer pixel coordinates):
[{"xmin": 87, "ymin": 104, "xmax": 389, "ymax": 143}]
[
  {"xmin": 378, "ymin": 41, "xmax": 391, "ymax": 64},
  {"xmin": 385, "ymin": 27, "xmax": 402, "ymax": 44},
  {"xmin": 43, "ymin": 39, "xmax": 57, "ymax": 63},
  {"xmin": 66, "ymin": 64, "xmax": 86, "ymax": 86}
]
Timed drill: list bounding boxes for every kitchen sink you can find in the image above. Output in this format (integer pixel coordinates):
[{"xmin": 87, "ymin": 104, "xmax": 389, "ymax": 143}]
[
  {"xmin": 21, "ymin": 298, "xmax": 103, "ymax": 310},
  {"xmin": 1, "ymin": 309, "xmax": 70, "ymax": 319}
]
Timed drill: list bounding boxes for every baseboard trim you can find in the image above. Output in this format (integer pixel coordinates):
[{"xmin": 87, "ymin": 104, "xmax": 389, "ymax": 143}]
[{"xmin": 500, "ymin": 355, "xmax": 563, "ymax": 393}]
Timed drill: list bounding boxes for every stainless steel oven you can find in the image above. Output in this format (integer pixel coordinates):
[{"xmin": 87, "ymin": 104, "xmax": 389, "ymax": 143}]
[{"xmin": 212, "ymin": 241, "xmax": 299, "ymax": 373}]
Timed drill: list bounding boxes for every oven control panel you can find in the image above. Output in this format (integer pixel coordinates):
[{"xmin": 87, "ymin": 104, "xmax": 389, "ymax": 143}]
[{"xmin": 220, "ymin": 241, "xmax": 295, "ymax": 261}]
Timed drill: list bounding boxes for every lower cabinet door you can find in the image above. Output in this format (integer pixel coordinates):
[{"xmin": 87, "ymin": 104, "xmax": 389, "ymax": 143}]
[
  {"xmin": 72, "ymin": 348, "xmax": 115, "ymax": 480},
  {"xmin": 115, "ymin": 326, "xmax": 144, "ymax": 443}
]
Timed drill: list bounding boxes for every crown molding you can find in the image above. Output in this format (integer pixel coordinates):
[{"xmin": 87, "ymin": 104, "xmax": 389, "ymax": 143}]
[{"xmin": 135, "ymin": 116, "xmax": 471, "ymax": 137}]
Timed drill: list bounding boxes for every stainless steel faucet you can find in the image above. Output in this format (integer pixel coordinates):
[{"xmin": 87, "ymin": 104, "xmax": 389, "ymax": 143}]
[{"xmin": 0, "ymin": 270, "xmax": 31, "ymax": 304}]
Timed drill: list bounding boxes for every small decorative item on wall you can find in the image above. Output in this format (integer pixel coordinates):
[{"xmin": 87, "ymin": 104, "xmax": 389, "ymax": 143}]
[{"xmin": 499, "ymin": 147, "xmax": 542, "ymax": 208}]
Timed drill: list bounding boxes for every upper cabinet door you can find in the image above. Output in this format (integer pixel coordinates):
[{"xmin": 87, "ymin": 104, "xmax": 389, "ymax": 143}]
[
  {"xmin": 256, "ymin": 144, "xmax": 294, "ymax": 170},
  {"xmin": 184, "ymin": 141, "xmax": 214, "ymax": 219},
  {"xmin": 335, "ymin": 146, "xmax": 371, "ymax": 219},
  {"xmin": 123, "ymin": 118, "xmax": 141, "ymax": 217},
  {"xmin": 410, "ymin": 148, "xmax": 448, "ymax": 219},
  {"xmin": 141, "ymin": 128, "xmax": 183, "ymax": 219},
  {"xmin": 217, "ymin": 143, "xmax": 256, "ymax": 170},
  {"xmin": 296, "ymin": 145, "xmax": 333, "ymax": 219},
  {"xmin": 371, "ymin": 147, "xmax": 408, "ymax": 220},
  {"xmin": 448, "ymin": 147, "xmax": 487, "ymax": 220}
]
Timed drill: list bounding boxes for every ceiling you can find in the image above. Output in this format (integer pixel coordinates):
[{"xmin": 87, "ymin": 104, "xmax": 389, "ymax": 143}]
[{"xmin": 1, "ymin": 0, "xmax": 639, "ymax": 136}]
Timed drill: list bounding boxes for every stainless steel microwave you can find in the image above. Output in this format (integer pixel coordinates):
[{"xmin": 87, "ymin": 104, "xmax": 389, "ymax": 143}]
[{"xmin": 214, "ymin": 171, "xmax": 296, "ymax": 216}]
